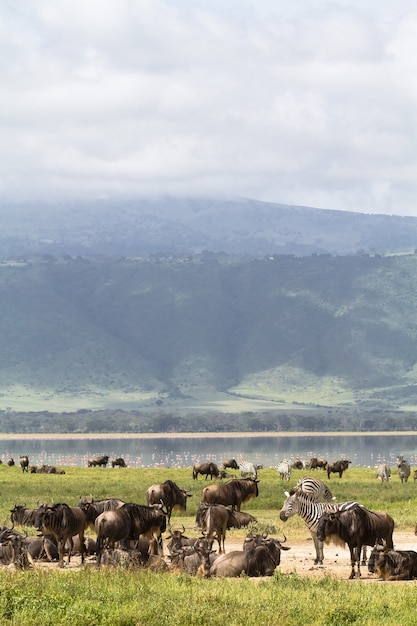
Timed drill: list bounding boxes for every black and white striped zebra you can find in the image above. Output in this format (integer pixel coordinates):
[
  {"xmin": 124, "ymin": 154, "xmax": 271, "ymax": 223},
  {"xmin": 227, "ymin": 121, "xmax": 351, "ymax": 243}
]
[
  {"xmin": 289, "ymin": 477, "xmax": 335, "ymax": 502},
  {"xmin": 239, "ymin": 461, "xmax": 257, "ymax": 479},
  {"xmin": 279, "ymin": 491, "xmax": 366, "ymax": 564}
]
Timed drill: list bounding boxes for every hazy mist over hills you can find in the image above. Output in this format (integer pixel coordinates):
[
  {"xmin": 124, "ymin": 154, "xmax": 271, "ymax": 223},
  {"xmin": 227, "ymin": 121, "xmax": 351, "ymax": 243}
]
[{"xmin": 1, "ymin": 196, "xmax": 417, "ymax": 419}]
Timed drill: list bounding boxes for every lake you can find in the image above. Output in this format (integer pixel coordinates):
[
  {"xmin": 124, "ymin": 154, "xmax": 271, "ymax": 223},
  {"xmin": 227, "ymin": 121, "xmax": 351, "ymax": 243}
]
[{"xmin": 1, "ymin": 433, "xmax": 416, "ymax": 469}]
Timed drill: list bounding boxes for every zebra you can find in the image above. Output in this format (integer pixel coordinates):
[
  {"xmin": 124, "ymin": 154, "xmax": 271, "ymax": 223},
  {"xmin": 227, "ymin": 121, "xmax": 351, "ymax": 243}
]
[
  {"xmin": 277, "ymin": 461, "xmax": 291, "ymax": 482},
  {"xmin": 289, "ymin": 477, "xmax": 335, "ymax": 502},
  {"xmin": 279, "ymin": 491, "xmax": 366, "ymax": 565},
  {"xmin": 397, "ymin": 455, "xmax": 410, "ymax": 483},
  {"xmin": 239, "ymin": 461, "xmax": 257, "ymax": 479}
]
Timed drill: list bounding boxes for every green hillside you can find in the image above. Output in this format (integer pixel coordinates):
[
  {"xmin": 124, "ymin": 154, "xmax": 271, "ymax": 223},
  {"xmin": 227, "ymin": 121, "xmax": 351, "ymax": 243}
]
[{"xmin": 1, "ymin": 253, "xmax": 417, "ymax": 415}]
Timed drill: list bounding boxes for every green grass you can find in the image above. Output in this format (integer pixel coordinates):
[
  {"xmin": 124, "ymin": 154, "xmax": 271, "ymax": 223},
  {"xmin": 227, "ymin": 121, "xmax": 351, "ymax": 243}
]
[{"xmin": 1, "ymin": 466, "xmax": 417, "ymax": 625}]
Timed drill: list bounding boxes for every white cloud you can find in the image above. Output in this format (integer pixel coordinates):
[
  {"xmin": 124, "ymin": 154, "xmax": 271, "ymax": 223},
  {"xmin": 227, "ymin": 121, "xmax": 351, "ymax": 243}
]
[{"xmin": 0, "ymin": 0, "xmax": 416, "ymax": 215}]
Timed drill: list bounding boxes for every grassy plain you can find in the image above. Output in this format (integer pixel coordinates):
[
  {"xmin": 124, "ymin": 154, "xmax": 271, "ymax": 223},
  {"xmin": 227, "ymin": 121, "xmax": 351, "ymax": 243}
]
[{"xmin": 1, "ymin": 465, "xmax": 417, "ymax": 625}]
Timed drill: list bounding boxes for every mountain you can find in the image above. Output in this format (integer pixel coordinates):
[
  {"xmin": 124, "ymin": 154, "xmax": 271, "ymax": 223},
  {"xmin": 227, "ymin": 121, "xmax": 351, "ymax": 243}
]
[
  {"xmin": 1, "ymin": 253, "xmax": 417, "ymax": 414},
  {"xmin": 1, "ymin": 196, "xmax": 417, "ymax": 258}
]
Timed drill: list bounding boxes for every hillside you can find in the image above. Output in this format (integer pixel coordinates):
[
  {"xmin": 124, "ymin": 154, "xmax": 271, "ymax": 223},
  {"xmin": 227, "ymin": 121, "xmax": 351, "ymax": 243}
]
[
  {"xmin": 1, "ymin": 253, "xmax": 417, "ymax": 414},
  {"xmin": 1, "ymin": 196, "xmax": 417, "ymax": 258}
]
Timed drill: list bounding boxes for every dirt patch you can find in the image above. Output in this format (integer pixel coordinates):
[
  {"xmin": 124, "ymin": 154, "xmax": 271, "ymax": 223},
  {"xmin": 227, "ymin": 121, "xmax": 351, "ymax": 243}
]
[{"xmin": 4, "ymin": 531, "xmax": 416, "ymax": 581}]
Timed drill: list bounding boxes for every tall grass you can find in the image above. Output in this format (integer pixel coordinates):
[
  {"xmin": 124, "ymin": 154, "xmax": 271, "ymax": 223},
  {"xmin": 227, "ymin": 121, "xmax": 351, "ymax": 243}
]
[{"xmin": 1, "ymin": 465, "xmax": 417, "ymax": 625}]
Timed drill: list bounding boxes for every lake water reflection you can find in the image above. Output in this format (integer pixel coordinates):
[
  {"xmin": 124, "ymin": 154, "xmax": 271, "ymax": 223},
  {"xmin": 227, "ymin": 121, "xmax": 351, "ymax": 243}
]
[{"xmin": 1, "ymin": 434, "xmax": 417, "ymax": 469}]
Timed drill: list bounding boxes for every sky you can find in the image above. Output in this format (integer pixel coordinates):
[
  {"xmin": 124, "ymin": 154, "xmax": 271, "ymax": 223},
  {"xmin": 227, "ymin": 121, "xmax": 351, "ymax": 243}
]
[{"xmin": 1, "ymin": 0, "xmax": 416, "ymax": 216}]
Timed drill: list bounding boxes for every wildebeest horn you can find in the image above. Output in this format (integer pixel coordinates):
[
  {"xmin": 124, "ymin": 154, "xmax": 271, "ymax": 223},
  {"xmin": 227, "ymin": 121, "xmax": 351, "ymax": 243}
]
[{"xmin": 277, "ymin": 533, "xmax": 287, "ymax": 544}]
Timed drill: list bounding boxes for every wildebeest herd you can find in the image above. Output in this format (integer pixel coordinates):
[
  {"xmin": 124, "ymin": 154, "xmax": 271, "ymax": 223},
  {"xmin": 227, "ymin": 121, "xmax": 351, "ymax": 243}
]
[{"xmin": 1, "ymin": 453, "xmax": 416, "ymax": 580}]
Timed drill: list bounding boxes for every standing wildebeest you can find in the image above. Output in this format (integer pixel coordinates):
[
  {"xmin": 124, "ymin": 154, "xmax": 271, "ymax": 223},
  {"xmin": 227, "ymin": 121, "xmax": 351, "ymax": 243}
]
[
  {"xmin": 309, "ymin": 457, "xmax": 327, "ymax": 470},
  {"xmin": 279, "ymin": 491, "xmax": 365, "ymax": 565},
  {"xmin": 7, "ymin": 458, "xmax": 15, "ymax": 466},
  {"xmin": 209, "ymin": 535, "xmax": 290, "ymax": 577},
  {"xmin": 326, "ymin": 459, "xmax": 351, "ymax": 479},
  {"xmin": 277, "ymin": 461, "xmax": 291, "ymax": 482},
  {"xmin": 222, "ymin": 459, "xmax": 239, "ymax": 471},
  {"xmin": 192, "ymin": 462, "xmax": 220, "ymax": 480},
  {"xmin": 316, "ymin": 504, "xmax": 394, "ymax": 578},
  {"xmin": 19, "ymin": 455, "xmax": 29, "ymax": 473},
  {"xmin": 376, "ymin": 464, "xmax": 391, "ymax": 482},
  {"xmin": 397, "ymin": 455, "xmax": 411, "ymax": 483},
  {"xmin": 368, "ymin": 544, "xmax": 417, "ymax": 580},
  {"xmin": 95, "ymin": 503, "xmax": 167, "ymax": 564},
  {"xmin": 88, "ymin": 455, "xmax": 109, "ymax": 467},
  {"xmin": 78, "ymin": 497, "xmax": 126, "ymax": 530},
  {"xmin": 111, "ymin": 457, "xmax": 127, "ymax": 468},
  {"xmin": 145, "ymin": 480, "xmax": 192, "ymax": 522},
  {"xmin": 291, "ymin": 458, "xmax": 305, "ymax": 470},
  {"xmin": 196, "ymin": 502, "xmax": 257, "ymax": 553},
  {"xmin": 34, "ymin": 503, "xmax": 87, "ymax": 567},
  {"xmin": 202, "ymin": 478, "xmax": 259, "ymax": 512}
]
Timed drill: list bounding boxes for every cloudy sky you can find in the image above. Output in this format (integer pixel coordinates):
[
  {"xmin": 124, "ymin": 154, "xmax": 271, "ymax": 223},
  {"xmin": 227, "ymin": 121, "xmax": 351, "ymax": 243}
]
[{"xmin": 1, "ymin": 0, "xmax": 416, "ymax": 215}]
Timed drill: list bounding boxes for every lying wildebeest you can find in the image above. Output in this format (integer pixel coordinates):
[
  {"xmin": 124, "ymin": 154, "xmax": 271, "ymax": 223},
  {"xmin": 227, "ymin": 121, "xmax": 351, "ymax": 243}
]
[
  {"xmin": 0, "ymin": 526, "xmax": 31, "ymax": 568},
  {"xmin": 10, "ymin": 504, "xmax": 38, "ymax": 527},
  {"xmin": 34, "ymin": 503, "xmax": 87, "ymax": 567},
  {"xmin": 368, "ymin": 544, "xmax": 417, "ymax": 580},
  {"xmin": 19, "ymin": 455, "xmax": 29, "ymax": 473},
  {"xmin": 397, "ymin": 455, "xmax": 411, "ymax": 483},
  {"xmin": 112, "ymin": 457, "xmax": 127, "ymax": 468},
  {"xmin": 316, "ymin": 504, "xmax": 394, "ymax": 578},
  {"xmin": 88, "ymin": 455, "xmax": 109, "ymax": 467},
  {"xmin": 309, "ymin": 457, "xmax": 327, "ymax": 470},
  {"xmin": 202, "ymin": 478, "xmax": 259, "ymax": 512},
  {"xmin": 30, "ymin": 464, "xmax": 66, "ymax": 474},
  {"xmin": 145, "ymin": 480, "xmax": 192, "ymax": 522},
  {"xmin": 78, "ymin": 496, "xmax": 126, "ymax": 531},
  {"xmin": 166, "ymin": 527, "xmax": 200, "ymax": 556},
  {"xmin": 277, "ymin": 461, "xmax": 291, "ymax": 482},
  {"xmin": 209, "ymin": 535, "xmax": 290, "ymax": 577},
  {"xmin": 326, "ymin": 459, "xmax": 351, "ymax": 479},
  {"xmin": 222, "ymin": 459, "xmax": 239, "ymax": 471},
  {"xmin": 169, "ymin": 536, "xmax": 215, "ymax": 576},
  {"xmin": 192, "ymin": 462, "xmax": 220, "ymax": 480},
  {"xmin": 376, "ymin": 463, "xmax": 391, "ymax": 482},
  {"xmin": 95, "ymin": 503, "xmax": 167, "ymax": 564},
  {"xmin": 100, "ymin": 537, "xmax": 168, "ymax": 571}
]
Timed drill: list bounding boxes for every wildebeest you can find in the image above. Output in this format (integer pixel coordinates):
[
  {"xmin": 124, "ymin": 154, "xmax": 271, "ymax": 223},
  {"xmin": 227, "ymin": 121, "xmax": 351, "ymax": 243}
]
[
  {"xmin": 34, "ymin": 503, "xmax": 87, "ymax": 567},
  {"xmin": 279, "ymin": 491, "xmax": 365, "ymax": 565},
  {"xmin": 291, "ymin": 458, "xmax": 305, "ymax": 470},
  {"xmin": 10, "ymin": 504, "xmax": 38, "ymax": 527},
  {"xmin": 0, "ymin": 526, "xmax": 31, "ymax": 568},
  {"xmin": 192, "ymin": 462, "xmax": 220, "ymax": 480},
  {"xmin": 30, "ymin": 464, "xmax": 66, "ymax": 474},
  {"xmin": 166, "ymin": 527, "xmax": 201, "ymax": 556},
  {"xmin": 7, "ymin": 458, "xmax": 15, "ymax": 466},
  {"xmin": 326, "ymin": 459, "xmax": 351, "ymax": 479},
  {"xmin": 239, "ymin": 461, "xmax": 257, "ymax": 479},
  {"xmin": 222, "ymin": 459, "xmax": 239, "ymax": 471},
  {"xmin": 376, "ymin": 464, "xmax": 391, "ymax": 482},
  {"xmin": 277, "ymin": 461, "xmax": 291, "ymax": 482},
  {"xmin": 202, "ymin": 478, "xmax": 259, "ymax": 511},
  {"xmin": 196, "ymin": 502, "xmax": 257, "ymax": 550},
  {"xmin": 169, "ymin": 536, "xmax": 216, "ymax": 576},
  {"xmin": 209, "ymin": 535, "xmax": 290, "ymax": 577},
  {"xmin": 316, "ymin": 504, "xmax": 394, "ymax": 578},
  {"xmin": 94, "ymin": 503, "xmax": 167, "ymax": 564},
  {"xmin": 78, "ymin": 496, "xmax": 126, "ymax": 530},
  {"xmin": 397, "ymin": 455, "xmax": 411, "ymax": 483},
  {"xmin": 145, "ymin": 480, "xmax": 192, "ymax": 522},
  {"xmin": 309, "ymin": 457, "xmax": 327, "ymax": 470},
  {"xmin": 368, "ymin": 544, "xmax": 417, "ymax": 580},
  {"xmin": 88, "ymin": 455, "xmax": 109, "ymax": 467},
  {"xmin": 112, "ymin": 457, "xmax": 127, "ymax": 468},
  {"xmin": 19, "ymin": 455, "xmax": 29, "ymax": 473}
]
